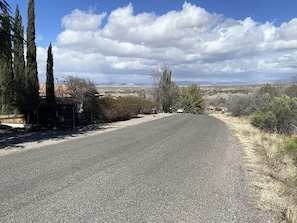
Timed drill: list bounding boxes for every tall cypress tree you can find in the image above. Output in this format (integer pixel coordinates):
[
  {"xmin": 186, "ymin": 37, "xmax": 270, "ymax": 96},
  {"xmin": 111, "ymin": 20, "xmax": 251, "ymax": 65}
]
[
  {"xmin": 13, "ymin": 5, "xmax": 25, "ymax": 113},
  {"xmin": 0, "ymin": 9, "xmax": 14, "ymax": 114},
  {"xmin": 25, "ymin": 0, "xmax": 39, "ymax": 114},
  {"xmin": 160, "ymin": 67, "xmax": 172, "ymax": 113},
  {"xmin": 0, "ymin": 1, "xmax": 11, "ymax": 57},
  {"xmin": 46, "ymin": 43, "xmax": 55, "ymax": 104}
]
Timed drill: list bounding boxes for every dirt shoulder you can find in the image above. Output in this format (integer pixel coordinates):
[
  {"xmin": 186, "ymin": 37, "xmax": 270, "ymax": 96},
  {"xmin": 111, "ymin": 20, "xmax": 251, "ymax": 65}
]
[
  {"xmin": 212, "ymin": 113, "xmax": 297, "ymax": 223},
  {"xmin": 0, "ymin": 113, "xmax": 174, "ymax": 157}
]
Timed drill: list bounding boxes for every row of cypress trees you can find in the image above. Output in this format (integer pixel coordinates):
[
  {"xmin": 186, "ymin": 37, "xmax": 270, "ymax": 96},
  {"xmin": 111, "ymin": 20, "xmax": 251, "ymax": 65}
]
[{"xmin": 0, "ymin": 0, "xmax": 55, "ymax": 120}]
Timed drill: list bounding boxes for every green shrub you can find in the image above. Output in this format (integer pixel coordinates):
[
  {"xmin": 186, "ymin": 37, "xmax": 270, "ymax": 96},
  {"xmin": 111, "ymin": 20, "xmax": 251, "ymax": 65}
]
[
  {"xmin": 251, "ymin": 111, "xmax": 277, "ymax": 132},
  {"xmin": 259, "ymin": 83, "xmax": 279, "ymax": 97},
  {"xmin": 251, "ymin": 95, "xmax": 297, "ymax": 134},
  {"xmin": 227, "ymin": 93, "xmax": 264, "ymax": 117},
  {"xmin": 280, "ymin": 137, "xmax": 297, "ymax": 161}
]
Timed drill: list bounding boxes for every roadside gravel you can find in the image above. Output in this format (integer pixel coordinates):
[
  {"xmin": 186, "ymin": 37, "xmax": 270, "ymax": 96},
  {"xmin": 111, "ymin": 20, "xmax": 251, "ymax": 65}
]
[{"xmin": 0, "ymin": 113, "xmax": 174, "ymax": 157}]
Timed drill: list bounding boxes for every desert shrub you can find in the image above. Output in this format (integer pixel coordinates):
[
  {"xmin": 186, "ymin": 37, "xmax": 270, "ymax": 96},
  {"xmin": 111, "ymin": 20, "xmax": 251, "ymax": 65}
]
[
  {"xmin": 226, "ymin": 92, "xmax": 265, "ymax": 117},
  {"xmin": 259, "ymin": 83, "xmax": 279, "ymax": 97},
  {"xmin": 251, "ymin": 111, "xmax": 277, "ymax": 132},
  {"xmin": 251, "ymin": 94, "xmax": 297, "ymax": 134},
  {"xmin": 98, "ymin": 96, "xmax": 158, "ymax": 122},
  {"xmin": 280, "ymin": 137, "xmax": 297, "ymax": 162},
  {"xmin": 98, "ymin": 97, "xmax": 133, "ymax": 122},
  {"xmin": 206, "ymin": 95, "xmax": 227, "ymax": 107},
  {"xmin": 284, "ymin": 84, "xmax": 297, "ymax": 98},
  {"xmin": 98, "ymin": 97, "xmax": 116, "ymax": 122},
  {"xmin": 139, "ymin": 99, "xmax": 158, "ymax": 114}
]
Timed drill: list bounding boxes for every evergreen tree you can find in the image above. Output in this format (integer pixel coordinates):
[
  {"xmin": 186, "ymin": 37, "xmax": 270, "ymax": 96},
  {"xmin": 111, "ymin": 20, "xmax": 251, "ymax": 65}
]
[
  {"xmin": 0, "ymin": 1, "xmax": 9, "ymax": 12},
  {"xmin": 181, "ymin": 84, "xmax": 205, "ymax": 114},
  {"xmin": 0, "ymin": 9, "xmax": 14, "ymax": 114},
  {"xmin": 46, "ymin": 43, "xmax": 55, "ymax": 103},
  {"xmin": 0, "ymin": 0, "xmax": 11, "ymax": 57},
  {"xmin": 170, "ymin": 81, "xmax": 180, "ymax": 111},
  {"xmin": 13, "ymin": 5, "xmax": 26, "ymax": 112},
  {"xmin": 25, "ymin": 0, "xmax": 39, "ymax": 116},
  {"xmin": 160, "ymin": 67, "xmax": 172, "ymax": 113}
]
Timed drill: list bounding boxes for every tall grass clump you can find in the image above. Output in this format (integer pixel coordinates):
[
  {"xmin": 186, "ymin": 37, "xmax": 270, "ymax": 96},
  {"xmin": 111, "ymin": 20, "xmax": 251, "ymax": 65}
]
[{"xmin": 280, "ymin": 137, "xmax": 297, "ymax": 162}]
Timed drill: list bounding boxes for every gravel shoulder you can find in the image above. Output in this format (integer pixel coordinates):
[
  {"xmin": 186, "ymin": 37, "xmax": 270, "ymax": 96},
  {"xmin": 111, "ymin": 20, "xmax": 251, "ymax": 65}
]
[{"xmin": 0, "ymin": 113, "xmax": 174, "ymax": 157}]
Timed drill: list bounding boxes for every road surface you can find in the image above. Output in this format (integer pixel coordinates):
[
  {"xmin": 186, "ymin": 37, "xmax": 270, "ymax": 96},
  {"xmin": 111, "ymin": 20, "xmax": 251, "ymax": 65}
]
[{"xmin": 0, "ymin": 114, "xmax": 274, "ymax": 222}]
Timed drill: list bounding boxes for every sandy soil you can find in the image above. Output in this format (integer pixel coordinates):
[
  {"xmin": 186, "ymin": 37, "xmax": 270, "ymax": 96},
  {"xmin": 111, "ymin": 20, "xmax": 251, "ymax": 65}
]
[{"xmin": 0, "ymin": 113, "xmax": 174, "ymax": 157}]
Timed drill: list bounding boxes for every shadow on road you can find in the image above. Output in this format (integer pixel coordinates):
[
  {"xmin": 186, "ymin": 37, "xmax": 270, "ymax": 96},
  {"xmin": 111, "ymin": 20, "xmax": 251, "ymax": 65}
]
[{"xmin": 0, "ymin": 124, "xmax": 112, "ymax": 150}]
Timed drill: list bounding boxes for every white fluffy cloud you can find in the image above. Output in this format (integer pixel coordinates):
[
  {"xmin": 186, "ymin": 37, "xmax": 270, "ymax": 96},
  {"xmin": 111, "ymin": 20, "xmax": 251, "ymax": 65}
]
[{"xmin": 37, "ymin": 2, "xmax": 297, "ymax": 85}]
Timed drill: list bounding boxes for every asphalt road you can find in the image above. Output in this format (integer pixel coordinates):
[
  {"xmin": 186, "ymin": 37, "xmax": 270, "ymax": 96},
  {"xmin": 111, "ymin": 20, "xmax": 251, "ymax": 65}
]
[{"xmin": 0, "ymin": 114, "xmax": 275, "ymax": 222}]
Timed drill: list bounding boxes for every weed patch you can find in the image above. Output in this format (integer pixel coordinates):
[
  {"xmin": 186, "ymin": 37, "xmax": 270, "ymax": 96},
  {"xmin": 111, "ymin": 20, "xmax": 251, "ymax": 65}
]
[{"xmin": 212, "ymin": 113, "xmax": 297, "ymax": 223}]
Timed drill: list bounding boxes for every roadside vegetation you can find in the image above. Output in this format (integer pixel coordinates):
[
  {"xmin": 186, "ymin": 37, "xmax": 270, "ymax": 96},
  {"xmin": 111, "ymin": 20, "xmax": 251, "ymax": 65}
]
[
  {"xmin": 208, "ymin": 83, "xmax": 297, "ymax": 222},
  {"xmin": 60, "ymin": 72, "xmax": 204, "ymax": 125},
  {"xmin": 150, "ymin": 63, "xmax": 205, "ymax": 114}
]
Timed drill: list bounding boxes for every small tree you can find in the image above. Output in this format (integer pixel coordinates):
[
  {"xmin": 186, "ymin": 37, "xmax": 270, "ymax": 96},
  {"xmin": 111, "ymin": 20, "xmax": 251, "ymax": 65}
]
[
  {"xmin": 64, "ymin": 76, "xmax": 97, "ymax": 106},
  {"xmin": 150, "ymin": 64, "xmax": 179, "ymax": 113},
  {"xmin": 64, "ymin": 76, "xmax": 98, "ymax": 123},
  {"xmin": 180, "ymin": 84, "xmax": 205, "ymax": 114},
  {"xmin": 46, "ymin": 43, "xmax": 55, "ymax": 103}
]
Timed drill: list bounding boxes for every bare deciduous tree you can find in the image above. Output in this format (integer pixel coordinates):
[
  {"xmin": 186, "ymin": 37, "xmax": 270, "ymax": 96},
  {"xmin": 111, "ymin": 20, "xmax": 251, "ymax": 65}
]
[
  {"xmin": 150, "ymin": 63, "xmax": 179, "ymax": 112},
  {"xmin": 64, "ymin": 76, "xmax": 97, "ymax": 110}
]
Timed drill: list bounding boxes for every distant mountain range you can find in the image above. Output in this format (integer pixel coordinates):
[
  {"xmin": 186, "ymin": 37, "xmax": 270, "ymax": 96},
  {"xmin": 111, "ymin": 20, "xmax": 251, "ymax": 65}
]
[{"xmin": 95, "ymin": 80, "xmax": 265, "ymax": 87}]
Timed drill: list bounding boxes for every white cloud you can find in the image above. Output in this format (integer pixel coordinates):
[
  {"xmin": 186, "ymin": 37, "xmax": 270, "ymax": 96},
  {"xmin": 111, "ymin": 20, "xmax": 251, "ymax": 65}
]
[
  {"xmin": 37, "ymin": 2, "xmax": 297, "ymax": 84},
  {"xmin": 61, "ymin": 9, "xmax": 106, "ymax": 31}
]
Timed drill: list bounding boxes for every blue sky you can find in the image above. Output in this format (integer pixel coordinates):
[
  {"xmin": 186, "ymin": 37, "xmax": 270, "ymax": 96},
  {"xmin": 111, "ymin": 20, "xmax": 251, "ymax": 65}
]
[{"xmin": 7, "ymin": 0, "xmax": 297, "ymax": 85}]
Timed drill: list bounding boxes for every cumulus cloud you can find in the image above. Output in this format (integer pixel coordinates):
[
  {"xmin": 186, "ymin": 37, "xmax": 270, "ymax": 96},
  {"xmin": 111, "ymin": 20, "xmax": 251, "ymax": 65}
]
[
  {"xmin": 37, "ymin": 1, "xmax": 297, "ymax": 84},
  {"xmin": 61, "ymin": 8, "xmax": 106, "ymax": 31}
]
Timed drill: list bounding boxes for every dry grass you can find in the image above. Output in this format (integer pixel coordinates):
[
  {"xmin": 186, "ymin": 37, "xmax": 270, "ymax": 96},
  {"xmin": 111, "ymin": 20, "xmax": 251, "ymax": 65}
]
[{"xmin": 212, "ymin": 114, "xmax": 297, "ymax": 223}]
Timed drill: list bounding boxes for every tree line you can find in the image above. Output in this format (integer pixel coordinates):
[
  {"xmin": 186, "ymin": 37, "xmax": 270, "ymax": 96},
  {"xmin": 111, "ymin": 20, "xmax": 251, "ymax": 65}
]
[
  {"xmin": 0, "ymin": 0, "xmax": 55, "ymax": 121},
  {"xmin": 151, "ymin": 64, "xmax": 205, "ymax": 114},
  {"xmin": 62, "ymin": 65, "xmax": 205, "ymax": 124},
  {"xmin": 1, "ymin": 1, "xmax": 35, "ymax": 114}
]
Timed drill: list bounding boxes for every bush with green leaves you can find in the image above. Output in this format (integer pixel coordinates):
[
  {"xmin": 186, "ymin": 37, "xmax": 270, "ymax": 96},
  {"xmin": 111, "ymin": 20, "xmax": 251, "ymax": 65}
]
[
  {"xmin": 279, "ymin": 137, "xmax": 297, "ymax": 162},
  {"xmin": 251, "ymin": 111, "xmax": 277, "ymax": 132},
  {"xmin": 180, "ymin": 84, "xmax": 205, "ymax": 114},
  {"xmin": 284, "ymin": 84, "xmax": 297, "ymax": 98},
  {"xmin": 251, "ymin": 94, "xmax": 297, "ymax": 134}
]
